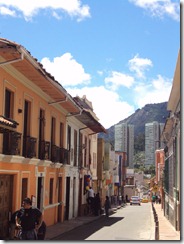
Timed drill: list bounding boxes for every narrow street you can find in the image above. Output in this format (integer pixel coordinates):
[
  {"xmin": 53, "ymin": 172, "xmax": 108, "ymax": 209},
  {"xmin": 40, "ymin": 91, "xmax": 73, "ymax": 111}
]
[{"xmin": 53, "ymin": 203, "xmax": 154, "ymax": 241}]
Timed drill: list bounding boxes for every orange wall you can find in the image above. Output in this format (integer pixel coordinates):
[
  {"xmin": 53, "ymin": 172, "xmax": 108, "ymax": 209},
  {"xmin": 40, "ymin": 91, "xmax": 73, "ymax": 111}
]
[{"xmin": 0, "ymin": 67, "xmax": 66, "ymax": 226}]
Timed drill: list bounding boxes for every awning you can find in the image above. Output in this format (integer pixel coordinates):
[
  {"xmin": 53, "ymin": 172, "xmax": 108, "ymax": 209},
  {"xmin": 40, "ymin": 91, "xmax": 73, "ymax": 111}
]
[{"xmin": 73, "ymin": 96, "xmax": 106, "ymax": 134}]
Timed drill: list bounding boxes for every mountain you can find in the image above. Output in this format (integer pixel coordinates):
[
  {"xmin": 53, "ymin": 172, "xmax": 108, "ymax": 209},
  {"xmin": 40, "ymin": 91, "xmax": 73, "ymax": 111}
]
[{"xmin": 98, "ymin": 102, "xmax": 169, "ymax": 152}]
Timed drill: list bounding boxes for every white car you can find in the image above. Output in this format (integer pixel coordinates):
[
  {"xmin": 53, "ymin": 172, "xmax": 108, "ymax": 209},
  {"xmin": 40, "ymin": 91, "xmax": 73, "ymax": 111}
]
[{"xmin": 130, "ymin": 196, "xmax": 141, "ymax": 205}]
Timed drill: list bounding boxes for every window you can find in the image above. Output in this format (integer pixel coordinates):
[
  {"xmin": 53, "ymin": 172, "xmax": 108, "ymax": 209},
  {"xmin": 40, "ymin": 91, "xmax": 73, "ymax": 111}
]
[
  {"xmin": 60, "ymin": 123, "xmax": 64, "ymax": 148},
  {"xmin": 78, "ymin": 132, "xmax": 83, "ymax": 167},
  {"xmin": 51, "ymin": 117, "xmax": 56, "ymax": 145},
  {"xmin": 67, "ymin": 125, "xmax": 71, "ymax": 151},
  {"xmin": 84, "ymin": 136, "xmax": 87, "ymax": 167},
  {"xmin": 49, "ymin": 178, "xmax": 54, "ymax": 204},
  {"xmin": 74, "ymin": 130, "xmax": 77, "ymax": 166},
  {"xmin": 4, "ymin": 89, "xmax": 14, "ymax": 119}
]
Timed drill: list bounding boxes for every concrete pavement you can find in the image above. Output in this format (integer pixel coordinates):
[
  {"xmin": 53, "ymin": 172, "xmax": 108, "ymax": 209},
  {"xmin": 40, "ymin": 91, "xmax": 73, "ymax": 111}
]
[{"xmin": 45, "ymin": 203, "xmax": 180, "ymax": 241}]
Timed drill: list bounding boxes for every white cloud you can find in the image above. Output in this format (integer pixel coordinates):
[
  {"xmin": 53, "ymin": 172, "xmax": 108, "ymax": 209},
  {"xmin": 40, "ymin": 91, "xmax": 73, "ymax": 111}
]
[
  {"xmin": 41, "ymin": 52, "xmax": 171, "ymax": 128},
  {"xmin": 128, "ymin": 54, "xmax": 153, "ymax": 78},
  {"xmin": 66, "ymin": 86, "xmax": 135, "ymax": 128},
  {"xmin": 129, "ymin": 0, "xmax": 180, "ymax": 21},
  {"xmin": 134, "ymin": 74, "xmax": 172, "ymax": 107},
  {"xmin": 0, "ymin": 6, "xmax": 16, "ymax": 16},
  {"xmin": 104, "ymin": 71, "xmax": 135, "ymax": 91},
  {"xmin": 41, "ymin": 53, "xmax": 91, "ymax": 86},
  {"xmin": 0, "ymin": 0, "xmax": 90, "ymax": 21}
]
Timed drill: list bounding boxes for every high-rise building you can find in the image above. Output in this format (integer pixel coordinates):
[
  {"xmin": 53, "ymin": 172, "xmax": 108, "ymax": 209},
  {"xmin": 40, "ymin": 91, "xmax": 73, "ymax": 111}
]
[
  {"xmin": 145, "ymin": 121, "xmax": 165, "ymax": 167},
  {"xmin": 114, "ymin": 123, "xmax": 134, "ymax": 168}
]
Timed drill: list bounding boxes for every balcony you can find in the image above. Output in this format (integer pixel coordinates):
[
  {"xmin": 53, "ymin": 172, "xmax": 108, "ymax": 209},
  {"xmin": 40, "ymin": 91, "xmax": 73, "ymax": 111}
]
[
  {"xmin": 2, "ymin": 130, "xmax": 21, "ymax": 155},
  {"xmin": 50, "ymin": 144, "xmax": 70, "ymax": 164},
  {"xmin": 51, "ymin": 145, "xmax": 60, "ymax": 163},
  {"xmin": 23, "ymin": 136, "xmax": 37, "ymax": 158},
  {"xmin": 39, "ymin": 141, "xmax": 50, "ymax": 160},
  {"xmin": 59, "ymin": 147, "xmax": 70, "ymax": 165}
]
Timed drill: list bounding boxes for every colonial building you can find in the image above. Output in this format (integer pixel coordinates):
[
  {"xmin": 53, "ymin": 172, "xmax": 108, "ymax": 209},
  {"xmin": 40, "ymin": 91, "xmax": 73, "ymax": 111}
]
[{"xmin": 0, "ymin": 38, "xmax": 106, "ymax": 239}]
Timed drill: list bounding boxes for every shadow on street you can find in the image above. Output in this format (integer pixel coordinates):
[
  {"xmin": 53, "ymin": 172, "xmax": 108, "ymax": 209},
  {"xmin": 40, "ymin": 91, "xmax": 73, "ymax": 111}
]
[{"xmin": 53, "ymin": 214, "xmax": 124, "ymax": 240}]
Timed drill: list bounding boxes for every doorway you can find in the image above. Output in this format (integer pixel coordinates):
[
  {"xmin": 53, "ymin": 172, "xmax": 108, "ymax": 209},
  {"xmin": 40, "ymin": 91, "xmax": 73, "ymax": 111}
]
[
  {"xmin": 0, "ymin": 175, "xmax": 13, "ymax": 239},
  {"xmin": 57, "ymin": 177, "xmax": 62, "ymax": 222},
  {"xmin": 65, "ymin": 177, "xmax": 70, "ymax": 220},
  {"xmin": 37, "ymin": 177, "xmax": 43, "ymax": 210}
]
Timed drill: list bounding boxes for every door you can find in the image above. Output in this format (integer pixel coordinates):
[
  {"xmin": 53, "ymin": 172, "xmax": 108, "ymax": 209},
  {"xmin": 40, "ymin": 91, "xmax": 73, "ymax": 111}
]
[
  {"xmin": 57, "ymin": 177, "xmax": 62, "ymax": 222},
  {"xmin": 73, "ymin": 177, "xmax": 76, "ymax": 218},
  {"xmin": 78, "ymin": 178, "xmax": 82, "ymax": 216},
  {"xmin": 65, "ymin": 177, "xmax": 70, "ymax": 220},
  {"xmin": 0, "ymin": 175, "xmax": 13, "ymax": 239},
  {"xmin": 37, "ymin": 177, "xmax": 44, "ymax": 210}
]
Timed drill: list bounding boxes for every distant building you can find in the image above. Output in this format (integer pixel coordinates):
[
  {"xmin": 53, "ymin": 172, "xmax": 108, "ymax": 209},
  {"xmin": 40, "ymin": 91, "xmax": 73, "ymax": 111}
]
[
  {"xmin": 145, "ymin": 121, "xmax": 164, "ymax": 167},
  {"xmin": 114, "ymin": 123, "xmax": 134, "ymax": 168}
]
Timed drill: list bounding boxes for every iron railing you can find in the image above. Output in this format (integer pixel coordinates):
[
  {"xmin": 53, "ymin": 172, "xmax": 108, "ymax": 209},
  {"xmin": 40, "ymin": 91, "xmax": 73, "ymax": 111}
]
[{"xmin": 23, "ymin": 136, "xmax": 37, "ymax": 158}]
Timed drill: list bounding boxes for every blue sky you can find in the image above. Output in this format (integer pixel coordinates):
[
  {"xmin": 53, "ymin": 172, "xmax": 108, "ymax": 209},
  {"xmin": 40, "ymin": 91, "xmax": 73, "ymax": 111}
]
[{"xmin": 0, "ymin": 0, "xmax": 180, "ymax": 128}]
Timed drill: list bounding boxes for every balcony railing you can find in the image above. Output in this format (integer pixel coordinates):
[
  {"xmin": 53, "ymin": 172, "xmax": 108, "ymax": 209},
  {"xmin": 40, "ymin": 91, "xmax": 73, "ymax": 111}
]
[
  {"xmin": 51, "ymin": 145, "xmax": 70, "ymax": 164},
  {"xmin": 39, "ymin": 140, "xmax": 50, "ymax": 160},
  {"xmin": 60, "ymin": 147, "xmax": 70, "ymax": 165},
  {"xmin": 23, "ymin": 136, "xmax": 37, "ymax": 158},
  {"xmin": 51, "ymin": 144, "xmax": 60, "ymax": 163},
  {"xmin": 2, "ymin": 130, "xmax": 21, "ymax": 155}
]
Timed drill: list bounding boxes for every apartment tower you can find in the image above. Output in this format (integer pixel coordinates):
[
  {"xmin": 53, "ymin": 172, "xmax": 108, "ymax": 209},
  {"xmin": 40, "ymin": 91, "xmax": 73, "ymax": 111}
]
[
  {"xmin": 145, "ymin": 121, "xmax": 165, "ymax": 167},
  {"xmin": 114, "ymin": 123, "xmax": 134, "ymax": 168}
]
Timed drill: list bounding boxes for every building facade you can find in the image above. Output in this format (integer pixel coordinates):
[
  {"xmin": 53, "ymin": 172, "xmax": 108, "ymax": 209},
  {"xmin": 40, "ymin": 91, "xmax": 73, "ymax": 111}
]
[
  {"xmin": 114, "ymin": 123, "xmax": 134, "ymax": 168},
  {"xmin": 145, "ymin": 121, "xmax": 164, "ymax": 167},
  {"xmin": 0, "ymin": 38, "xmax": 106, "ymax": 239},
  {"xmin": 160, "ymin": 50, "xmax": 180, "ymax": 232}
]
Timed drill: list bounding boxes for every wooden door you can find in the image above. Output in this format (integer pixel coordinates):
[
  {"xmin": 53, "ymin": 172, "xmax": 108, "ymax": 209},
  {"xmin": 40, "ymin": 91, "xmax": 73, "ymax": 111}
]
[{"xmin": 0, "ymin": 175, "xmax": 13, "ymax": 239}]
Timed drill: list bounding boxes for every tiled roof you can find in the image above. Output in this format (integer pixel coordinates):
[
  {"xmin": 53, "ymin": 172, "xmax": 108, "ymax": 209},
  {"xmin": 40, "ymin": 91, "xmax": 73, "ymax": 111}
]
[{"xmin": 0, "ymin": 115, "xmax": 18, "ymax": 128}]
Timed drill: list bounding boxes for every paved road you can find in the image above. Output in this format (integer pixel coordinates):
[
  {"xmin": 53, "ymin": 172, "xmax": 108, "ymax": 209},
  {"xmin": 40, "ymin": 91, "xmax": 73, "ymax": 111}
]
[{"xmin": 53, "ymin": 203, "xmax": 155, "ymax": 241}]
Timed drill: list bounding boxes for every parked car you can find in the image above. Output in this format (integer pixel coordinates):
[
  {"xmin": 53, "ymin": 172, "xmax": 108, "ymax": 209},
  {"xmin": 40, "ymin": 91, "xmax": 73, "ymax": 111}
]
[{"xmin": 130, "ymin": 196, "xmax": 141, "ymax": 205}]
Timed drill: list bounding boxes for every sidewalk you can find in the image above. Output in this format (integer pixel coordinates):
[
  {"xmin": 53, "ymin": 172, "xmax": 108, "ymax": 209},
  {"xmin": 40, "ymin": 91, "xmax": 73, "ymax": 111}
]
[{"xmin": 153, "ymin": 203, "xmax": 180, "ymax": 241}]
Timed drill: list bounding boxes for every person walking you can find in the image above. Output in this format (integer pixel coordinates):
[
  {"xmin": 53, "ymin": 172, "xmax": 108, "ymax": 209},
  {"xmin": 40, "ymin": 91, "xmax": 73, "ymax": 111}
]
[
  {"xmin": 15, "ymin": 197, "xmax": 43, "ymax": 240},
  {"xmin": 104, "ymin": 196, "xmax": 111, "ymax": 217},
  {"xmin": 88, "ymin": 187, "xmax": 95, "ymax": 214},
  {"xmin": 93, "ymin": 193, "xmax": 101, "ymax": 216}
]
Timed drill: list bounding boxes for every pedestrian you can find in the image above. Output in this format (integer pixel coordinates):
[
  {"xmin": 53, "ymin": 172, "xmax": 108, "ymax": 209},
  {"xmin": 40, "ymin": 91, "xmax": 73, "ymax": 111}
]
[
  {"xmin": 118, "ymin": 195, "xmax": 122, "ymax": 206},
  {"xmin": 93, "ymin": 193, "xmax": 101, "ymax": 216},
  {"xmin": 125, "ymin": 194, "xmax": 128, "ymax": 203},
  {"xmin": 87, "ymin": 187, "xmax": 95, "ymax": 214},
  {"xmin": 104, "ymin": 196, "xmax": 111, "ymax": 217},
  {"xmin": 155, "ymin": 195, "xmax": 158, "ymax": 204},
  {"xmin": 152, "ymin": 194, "xmax": 156, "ymax": 204},
  {"xmin": 158, "ymin": 195, "xmax": 161, "ymax": 204},
  {"xmin": 15, "ymin": 197, "xmax": 43, "ymax": 240}
]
